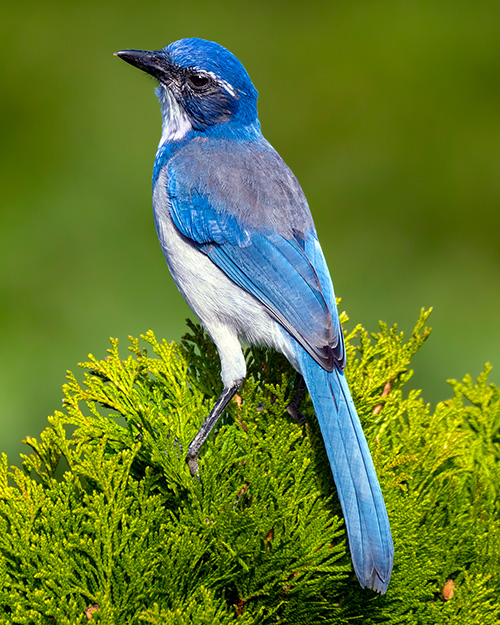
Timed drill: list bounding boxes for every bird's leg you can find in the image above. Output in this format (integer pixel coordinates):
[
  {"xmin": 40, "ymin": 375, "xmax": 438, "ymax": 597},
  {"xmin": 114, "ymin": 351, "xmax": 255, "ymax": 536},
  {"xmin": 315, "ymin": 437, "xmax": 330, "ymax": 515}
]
[
  {"xmin": 286, "ymin": 374, "xmax": 307, "ymax": 423},
  {"xmin": 186, "ymin": 380, "xmax": 243, "ymax": 476}
]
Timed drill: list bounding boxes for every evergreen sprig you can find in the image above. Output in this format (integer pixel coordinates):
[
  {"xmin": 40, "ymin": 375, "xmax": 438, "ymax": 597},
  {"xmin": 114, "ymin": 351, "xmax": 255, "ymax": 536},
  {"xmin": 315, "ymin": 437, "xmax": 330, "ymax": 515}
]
[{"xmin": 0, "ymin": 309, "xmax": 498, "ymax": 623}]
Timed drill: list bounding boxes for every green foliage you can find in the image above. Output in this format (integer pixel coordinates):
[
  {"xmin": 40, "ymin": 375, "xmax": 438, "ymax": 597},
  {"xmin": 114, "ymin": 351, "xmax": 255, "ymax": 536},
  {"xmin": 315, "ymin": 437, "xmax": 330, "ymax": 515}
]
[{"xmin": 0, "ymin": 309, "xmax": 499, "ymax": 624}]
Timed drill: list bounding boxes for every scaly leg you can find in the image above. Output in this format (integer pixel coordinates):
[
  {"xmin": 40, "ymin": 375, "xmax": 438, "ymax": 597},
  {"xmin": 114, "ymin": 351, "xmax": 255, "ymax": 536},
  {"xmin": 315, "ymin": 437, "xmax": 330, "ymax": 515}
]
[
  {"xmin": 186, "ymin": 380, "xmax": 243, "ymax": 475},
  {"xmin": 286, "ymin": 374, "xmax": 307, "ymax": 423}
]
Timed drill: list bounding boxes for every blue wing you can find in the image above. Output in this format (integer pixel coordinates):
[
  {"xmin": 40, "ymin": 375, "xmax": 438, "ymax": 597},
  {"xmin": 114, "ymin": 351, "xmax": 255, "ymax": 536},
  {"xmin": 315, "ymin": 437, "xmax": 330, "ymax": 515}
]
[{"xmin": 164, "ymin": 140, "xmax": 344, "ymax": 370}]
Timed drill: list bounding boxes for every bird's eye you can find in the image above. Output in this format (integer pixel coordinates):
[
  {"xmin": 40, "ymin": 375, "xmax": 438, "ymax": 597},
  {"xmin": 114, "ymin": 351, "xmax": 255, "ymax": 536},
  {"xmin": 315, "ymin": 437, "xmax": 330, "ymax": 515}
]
[{"xmin": 187, "ymin": 73, "xmax": 210, "ymax": 90}]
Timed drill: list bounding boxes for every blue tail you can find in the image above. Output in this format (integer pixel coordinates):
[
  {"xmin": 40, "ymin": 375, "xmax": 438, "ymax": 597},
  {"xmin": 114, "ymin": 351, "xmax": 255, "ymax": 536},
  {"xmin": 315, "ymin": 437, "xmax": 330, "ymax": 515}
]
[{"xmin": 296, "ymin": 349, "xmax": 394, "ymax": 593}]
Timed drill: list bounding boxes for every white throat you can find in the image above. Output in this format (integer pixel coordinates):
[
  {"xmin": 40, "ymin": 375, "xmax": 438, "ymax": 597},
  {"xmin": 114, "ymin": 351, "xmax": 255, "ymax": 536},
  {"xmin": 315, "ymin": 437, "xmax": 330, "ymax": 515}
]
[{"xmin": 156, "ymin": 86, "xmax": 192, "ymax": 144}]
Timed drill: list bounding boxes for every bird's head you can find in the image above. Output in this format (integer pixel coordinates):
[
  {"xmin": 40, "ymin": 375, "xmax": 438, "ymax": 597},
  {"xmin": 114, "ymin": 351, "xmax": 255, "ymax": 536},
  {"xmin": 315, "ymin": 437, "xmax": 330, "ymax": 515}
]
[{"xmin": 116, "ymin": 38, "xmax": 260, "ymax": 141}]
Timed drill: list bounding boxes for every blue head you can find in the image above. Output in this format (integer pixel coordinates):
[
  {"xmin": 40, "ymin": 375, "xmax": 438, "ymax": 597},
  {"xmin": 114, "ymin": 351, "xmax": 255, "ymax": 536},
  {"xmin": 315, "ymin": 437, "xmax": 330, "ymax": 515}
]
[{"xmin": 116, "ymin": 38, "xmax": 260, "ymax": 140}]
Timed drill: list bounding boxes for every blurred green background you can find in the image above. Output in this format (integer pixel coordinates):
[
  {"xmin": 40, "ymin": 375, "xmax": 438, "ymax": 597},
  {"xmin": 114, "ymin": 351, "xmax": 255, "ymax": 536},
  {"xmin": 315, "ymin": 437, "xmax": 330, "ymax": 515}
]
[{"xmin": 1, "ymin": 0, "xmax": 499, "ymax": 460}]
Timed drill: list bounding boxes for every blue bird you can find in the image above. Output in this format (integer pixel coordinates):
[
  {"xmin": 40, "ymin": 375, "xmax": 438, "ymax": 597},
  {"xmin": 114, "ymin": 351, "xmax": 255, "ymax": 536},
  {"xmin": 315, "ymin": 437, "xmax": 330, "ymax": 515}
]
[{"xmin": 115, "ymin": 38, "xmax": 394, "ymax": 593}]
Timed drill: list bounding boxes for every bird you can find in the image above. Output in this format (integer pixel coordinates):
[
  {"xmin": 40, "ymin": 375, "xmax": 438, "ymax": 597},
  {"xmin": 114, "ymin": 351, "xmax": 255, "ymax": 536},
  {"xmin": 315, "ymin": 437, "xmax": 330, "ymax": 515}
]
[{"xmin": 115, "ymin": 38, "xmax": 394, "ymax": 593}]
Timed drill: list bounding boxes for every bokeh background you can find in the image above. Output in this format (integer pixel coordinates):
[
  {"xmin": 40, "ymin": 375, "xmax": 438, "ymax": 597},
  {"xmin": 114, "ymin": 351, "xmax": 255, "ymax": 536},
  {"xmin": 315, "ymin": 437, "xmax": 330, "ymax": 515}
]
[{"xmin": 1, "ymin": 1, "xmax": 499, "ymax": 461}]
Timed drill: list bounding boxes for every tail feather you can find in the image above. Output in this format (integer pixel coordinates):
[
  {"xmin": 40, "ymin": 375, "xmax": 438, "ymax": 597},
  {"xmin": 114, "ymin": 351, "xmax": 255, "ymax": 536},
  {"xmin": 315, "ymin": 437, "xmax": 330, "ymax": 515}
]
[{"xmin": 297, "ymin": 350, "xmax": 394, "ymax": 592}]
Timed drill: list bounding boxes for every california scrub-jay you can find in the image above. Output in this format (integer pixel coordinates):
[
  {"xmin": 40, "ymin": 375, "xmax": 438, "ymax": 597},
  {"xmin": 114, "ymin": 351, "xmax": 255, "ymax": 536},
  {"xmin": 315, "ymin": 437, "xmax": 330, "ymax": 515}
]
[{"xmin": 116, "ymin": 38, "xmax": 393, "ymax": 593}]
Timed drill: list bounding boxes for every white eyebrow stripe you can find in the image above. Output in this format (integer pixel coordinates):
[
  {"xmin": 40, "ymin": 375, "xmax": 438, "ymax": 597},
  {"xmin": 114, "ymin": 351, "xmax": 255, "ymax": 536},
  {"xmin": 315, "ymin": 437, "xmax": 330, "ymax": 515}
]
[{"xmin": 195, "ymin": 69, "xmax": 238, "ymax": 99}]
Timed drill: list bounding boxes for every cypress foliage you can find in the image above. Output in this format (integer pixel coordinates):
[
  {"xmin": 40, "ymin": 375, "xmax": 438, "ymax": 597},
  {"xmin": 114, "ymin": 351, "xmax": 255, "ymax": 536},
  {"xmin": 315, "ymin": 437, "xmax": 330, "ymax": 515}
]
[{"xmin": 0, "ymin": 309, "xmax": 498, "ymax": 623}]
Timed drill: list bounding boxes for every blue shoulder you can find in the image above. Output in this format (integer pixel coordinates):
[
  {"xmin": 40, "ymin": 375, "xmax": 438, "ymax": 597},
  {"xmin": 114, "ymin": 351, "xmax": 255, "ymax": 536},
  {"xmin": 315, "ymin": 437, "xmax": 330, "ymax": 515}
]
[
  {"xmin": 164, "ymin": 137, "xmax": 314, "ymax": 240},
  {"xmin": 167, "ymin": 170, "xmax": 250, "ymax": 246}
]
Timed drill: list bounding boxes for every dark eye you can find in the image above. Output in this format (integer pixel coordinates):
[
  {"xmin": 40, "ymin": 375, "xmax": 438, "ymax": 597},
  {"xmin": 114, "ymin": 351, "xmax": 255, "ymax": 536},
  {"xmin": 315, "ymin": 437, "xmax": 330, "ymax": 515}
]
[{"xmin": 187, "ymin": 73, "xmax": 210, "ymax": 90}]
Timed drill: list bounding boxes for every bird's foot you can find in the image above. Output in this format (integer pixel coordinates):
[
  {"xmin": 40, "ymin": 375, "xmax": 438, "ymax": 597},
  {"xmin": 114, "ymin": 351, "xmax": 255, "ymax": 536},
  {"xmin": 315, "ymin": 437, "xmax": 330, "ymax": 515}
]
[
  {"xmin": 286, "ymin": 375, "xmax": 307, "ymax": 423},
  {"xmin": 186, "ymin": 453, "xmax": 199, "ymax": 477},
  {"xmin": 286, "ymin": 401, "xmax": 306, "ymax": 423}
]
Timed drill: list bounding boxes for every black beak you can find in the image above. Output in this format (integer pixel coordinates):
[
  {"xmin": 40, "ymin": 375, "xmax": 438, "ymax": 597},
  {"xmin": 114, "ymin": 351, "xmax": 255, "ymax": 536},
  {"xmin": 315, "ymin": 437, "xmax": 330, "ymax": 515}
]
[{"xmin": 114, "ymin": 49, "xmax": 172, "ymax": 83}]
